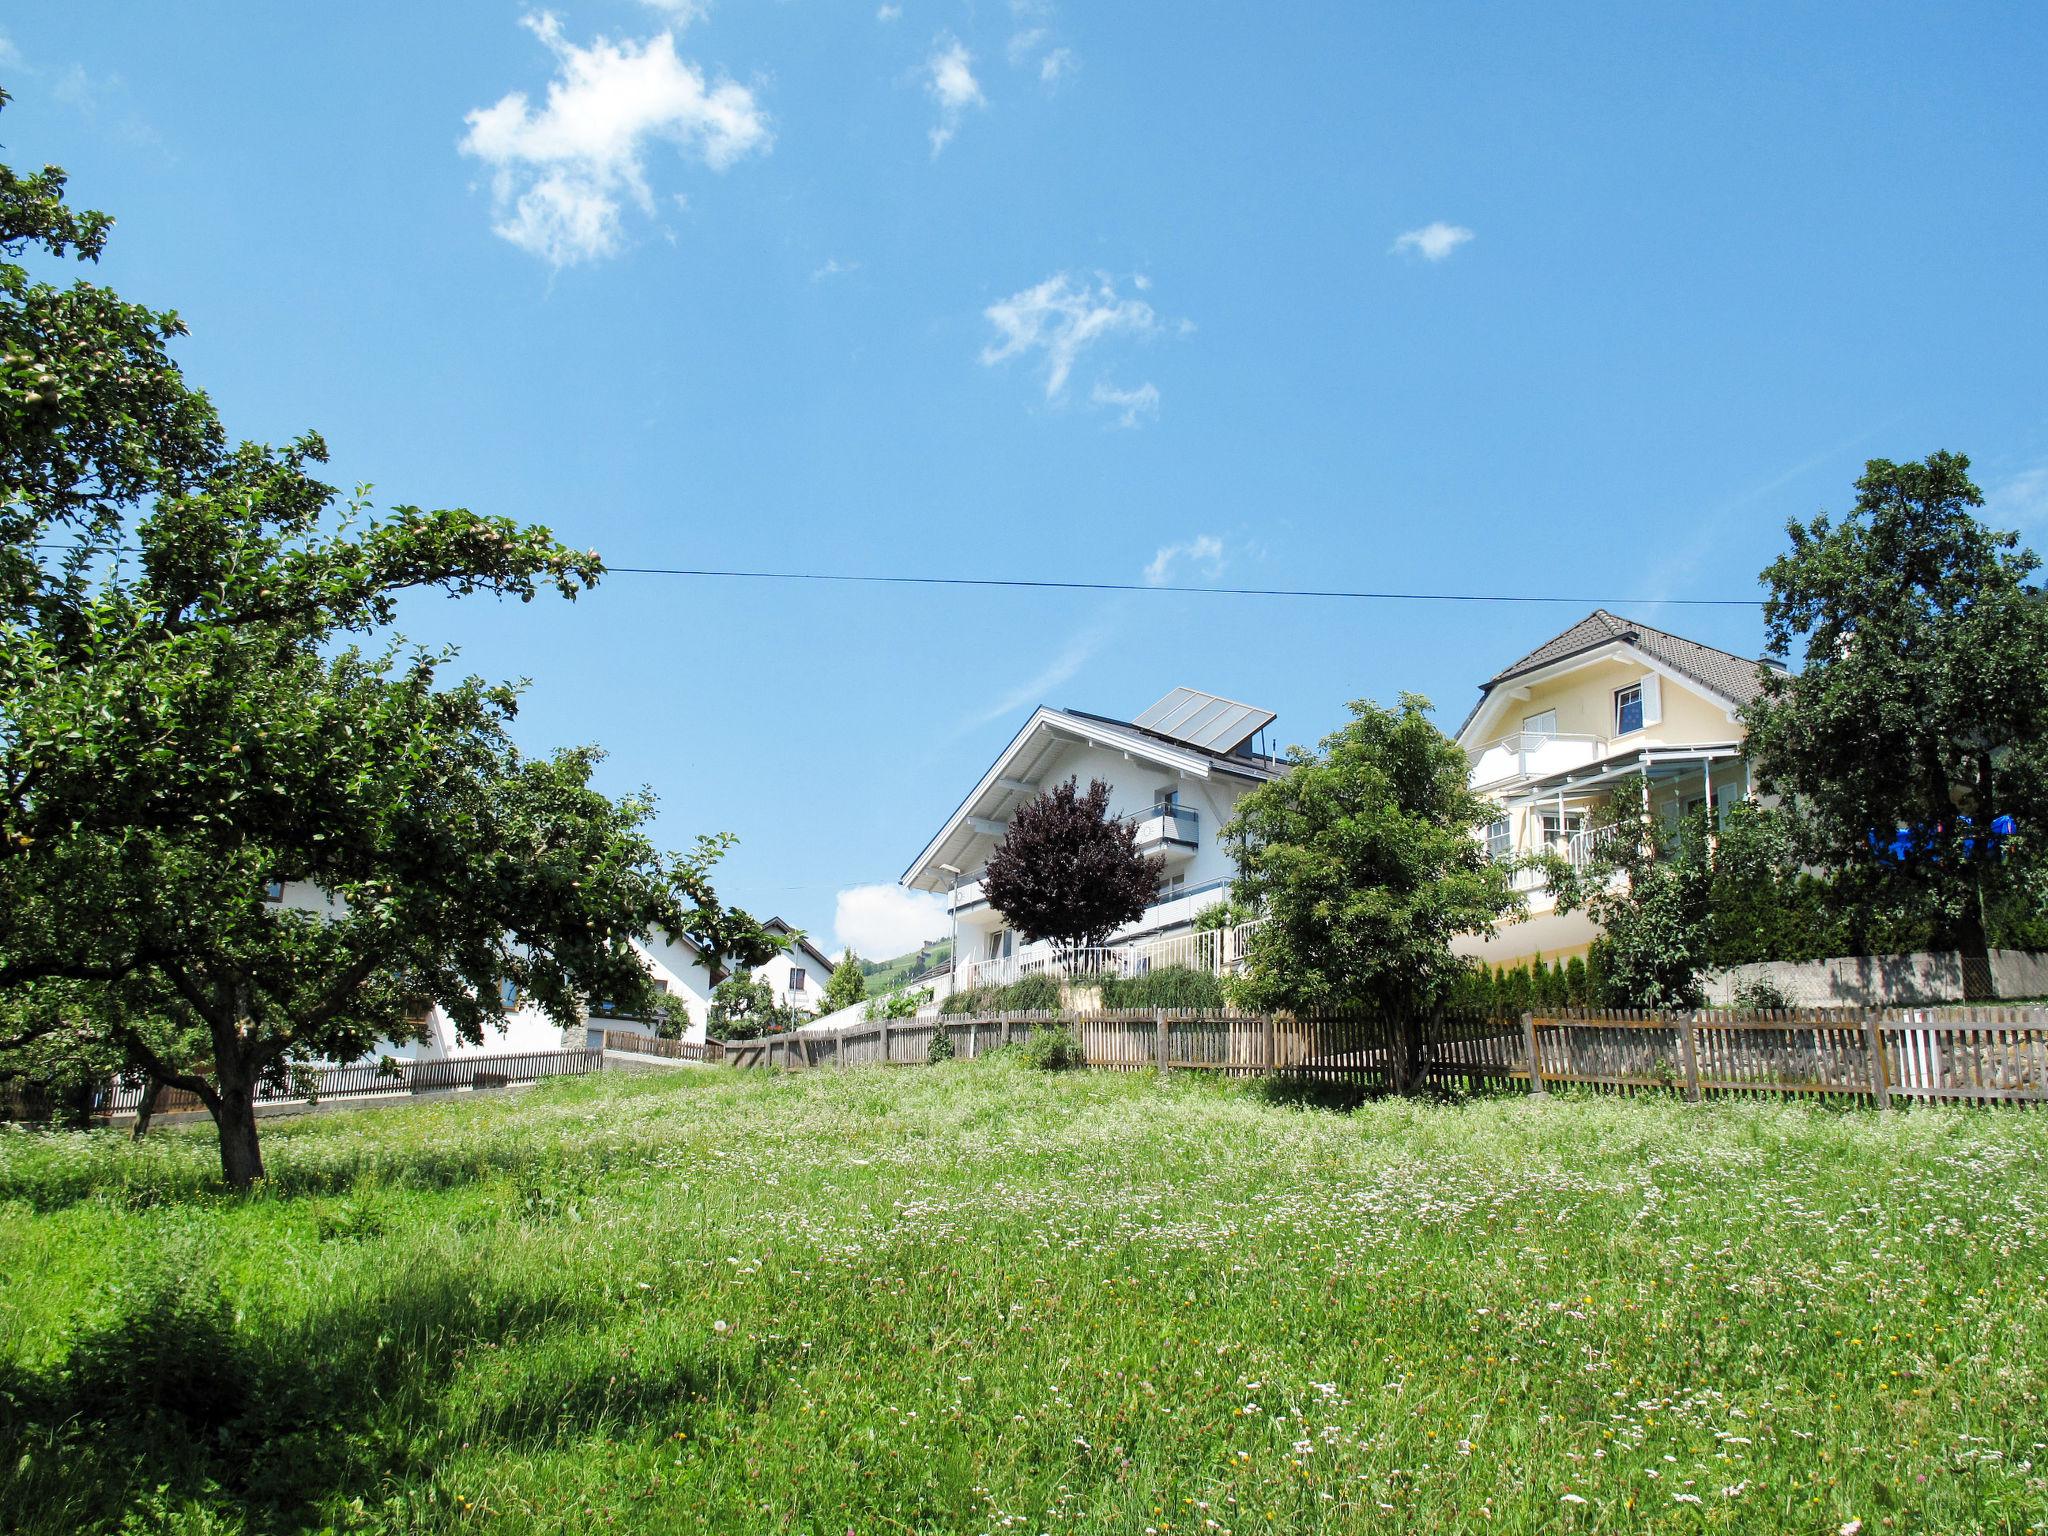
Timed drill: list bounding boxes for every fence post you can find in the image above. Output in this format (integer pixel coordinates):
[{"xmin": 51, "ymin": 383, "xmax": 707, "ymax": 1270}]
[
  {"xmin": 1156, "ymin": 1011, "xmax": 1170, "ymax": 1071},
  {"xmin": 1862, "ymin": 1007, "xmax": 1892, "ymax": 1111},
  {"xmin": 1262, "ymin": 1012, "xmax": 1276, "ymax": 1076},
  {"xmin": 1521, "ymin": 1012, "xmax": 1545, "ymax": 1096},
  {"xmin": 1677, "ymin": 1011, "xmax": 1703, "ymax": 1103},
  {"xmin": 879, "ymin": 1018, "xmax": 891, "ymax": 1066}
]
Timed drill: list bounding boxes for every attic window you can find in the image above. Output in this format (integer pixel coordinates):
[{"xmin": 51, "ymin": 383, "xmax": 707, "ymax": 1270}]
[{"xmin": 1615, "ymin": 683, "xmax": 1643, "ymax": 735}]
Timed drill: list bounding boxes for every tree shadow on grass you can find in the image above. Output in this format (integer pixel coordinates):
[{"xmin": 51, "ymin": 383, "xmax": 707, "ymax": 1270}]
[{"xmin": 0, "ymin": 1248, "xmax": 749, "ymax": 1533}]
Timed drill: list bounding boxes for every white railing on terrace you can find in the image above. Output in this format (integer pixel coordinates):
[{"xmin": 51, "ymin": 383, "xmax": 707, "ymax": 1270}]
[
  {"xmin": 1469, "ymin": 730, "xmax": 1610, "ymax": 789},
  {"xmin": 957, "ymin": 918, "xmax": 1264, "ymax": 992},
  {"xmin": 1504, "ymin": 822, "xmax": 1626, "ymax": 892}
]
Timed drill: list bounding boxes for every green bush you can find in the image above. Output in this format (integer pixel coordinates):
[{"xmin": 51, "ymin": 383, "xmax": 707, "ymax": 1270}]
[
  {"xmin": 945, "ymin": 975, "xmax": 1063, "ymax": 1015},
  {"xmin": 1020, "ymin": 1025, "xmax": 1084, "ymax": 1071},
  {"xmin": 1097, "ymin": 965, "xmax": 1225, "ymax": 1010},
  {"xmin": 925, "ymin": 1024, "xmax": 956, "ymax": 1064}
]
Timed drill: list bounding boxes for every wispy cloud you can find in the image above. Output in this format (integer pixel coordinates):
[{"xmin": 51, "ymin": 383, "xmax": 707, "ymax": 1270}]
[
  {"xmin": 1005, "ymin": 0, "xmax": 1075, "ymax": 85},
  {"xmin": 956, "ymin": 623, "xmax": 1108, "ymax": 734},
  {"xmin": 637, "ymin": 0, "xmax": 709, "ymax": 24},
  {"xmin": 460, "ymin": 11, "xmax": 771, "ymax": 267},
  {"xmin": 810, "ymin": 256, "xmax": 860, "ymax": 282},
  {"xmin": 1145, "ymin": 534, "xmax": 1225, "ymax": 586},
  {"xmin": 1092, "ymin": 379, "xmax": 1160, "ymax": 429},
  {"xmin": 876, "ymin": 3, "xmax": 902, "ymax": 19},
  {"xmin": 924, "ymin": 35, "xmax": 984, "ymax": 156},
  {"xmin": 0, "ymin": 29, "xmax": 19, "ymax": 66},
  {"xmin": 1988, "ymin": 463, "xmax": 2048, "ymax": 531},
  {"xmin": 1391, "ymin": 221, "xmax": 1475, "ymax": 262},
  {"xmin": 981, "ymin": 271, "xmax": 1162, "ymax": 403}
]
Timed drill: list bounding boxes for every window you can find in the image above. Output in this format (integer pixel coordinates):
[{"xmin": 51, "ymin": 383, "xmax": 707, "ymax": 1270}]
[
  {"xmin": 500, "ymin": 978, "xmax": 520, "ymax": 1008},
  {"xmin": 789, "ymin": 968, "xmax": 807, "ymax": 991},
  {"xmin": 1154, "ymin": 786, "xmax": 1179, "ymax": 811},
  {"xmin": 1614, "ymin": 682, "xmax": 1644, "ymax": 735},
  {"xmin": 1156, "ymin": 873, "xmax": 1187, "ymax": 904},
  {"xmin": 1485, "ymin": 817, "xmax": 1511, "ymax": 859},
  {"xmin": 1521, "ymin": 710, "xmax": 1557, "ymax": 741},
  {"xmin": 261, "ymin": 879, "xmax": 285, "ymax": 903},
  {"xmin": 1539, "ymin": 811, "xmax": 1586, "ymax": 848}
]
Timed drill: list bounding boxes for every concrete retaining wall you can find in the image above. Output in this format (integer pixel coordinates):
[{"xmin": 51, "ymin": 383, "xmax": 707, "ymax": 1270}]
[{"xmin": 1703, "ymin": 948, "xmax": 2048, "ymax": 1006}]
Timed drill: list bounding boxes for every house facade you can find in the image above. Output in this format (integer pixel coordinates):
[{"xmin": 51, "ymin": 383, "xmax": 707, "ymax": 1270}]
[
  {"xmin": 1452, "ymin": 609, "xmax": 1773, "ymax": 966},
  {"xmin": 901, "ymin": 688, "xmax": 1284, "ymax": 988},
  {"xmin": 759, "ymin": 918, "xmax": 840, "ymax": 1017}
]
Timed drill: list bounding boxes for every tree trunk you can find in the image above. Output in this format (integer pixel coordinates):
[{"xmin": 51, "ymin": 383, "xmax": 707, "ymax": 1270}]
[
  {"xmin": 130, "ymin": 1078, "xmax": 161, "ymax": 1140},
  {"xmin": 212, "ymin": 1079, "xmax": 266, "ymax": 1190},
  {"xmin": 1954, "ymin": 881, "xmax": 1996, "ymax": 1003}
]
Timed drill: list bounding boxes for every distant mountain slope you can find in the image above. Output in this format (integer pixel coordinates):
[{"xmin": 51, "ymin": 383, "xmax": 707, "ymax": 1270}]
[{"xmin": 858, "ymin": 937, "xmax": 952, "ymax": 992}]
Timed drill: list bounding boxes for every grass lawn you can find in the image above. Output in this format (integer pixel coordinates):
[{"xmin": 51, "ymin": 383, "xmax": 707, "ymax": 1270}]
[{"xmin": 1, "ymin": 1062, "xmax": 2044, "ymax": 1534}]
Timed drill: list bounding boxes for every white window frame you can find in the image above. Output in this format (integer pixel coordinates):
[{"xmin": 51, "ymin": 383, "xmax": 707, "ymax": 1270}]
[
  {"xmin": 1484, "ymin": 817, "xmax": 1511, "ymax": 859},
  {"xmin": 1614, "ymin": 682, "xmax": 1644, "ymax": 736},
  {"xmin": 1521, "ymin": 710, "xmax": 1557, "ymax": 741}
]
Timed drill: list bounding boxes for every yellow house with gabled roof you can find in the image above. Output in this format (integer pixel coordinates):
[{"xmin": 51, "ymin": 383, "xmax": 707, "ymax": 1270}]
[{"xmin": 1450, "ymin": 609, "xmax": 1778, "ymax": 965}]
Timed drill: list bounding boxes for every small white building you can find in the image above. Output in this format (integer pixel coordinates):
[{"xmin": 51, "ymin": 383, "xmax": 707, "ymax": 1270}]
[
  {"xmin": 901, "ymin": 688, "xmax": 1285, "ymax": 989},
  {"xmin": 758, "ymin": 918, "xmax": 840, "ymax": 1017}
]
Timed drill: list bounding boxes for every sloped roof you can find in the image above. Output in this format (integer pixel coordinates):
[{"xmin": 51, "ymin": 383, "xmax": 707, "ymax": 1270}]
[
  {"xmin": 765, "ymin": 917, "xmax": 838, "ymax": 975},
  {"xmin": 1462, "ymin": 609, "xmax": 1769, "ymax": 738}
]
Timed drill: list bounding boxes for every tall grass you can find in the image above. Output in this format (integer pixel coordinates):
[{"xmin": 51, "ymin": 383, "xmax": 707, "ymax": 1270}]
[{"xmin": 1, "ymin": 1064, "xmax": 2044, "ymax": 1533}]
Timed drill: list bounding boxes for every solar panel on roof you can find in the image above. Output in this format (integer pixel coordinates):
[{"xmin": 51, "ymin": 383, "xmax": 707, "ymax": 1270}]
[{"xmin": 1132, "ymin": 687, "xmax": 1276, "ymax": 754}]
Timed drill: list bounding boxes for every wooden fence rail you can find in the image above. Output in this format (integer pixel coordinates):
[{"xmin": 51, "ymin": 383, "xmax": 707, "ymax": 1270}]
[
  {"xmin": 601, "ymin": 1030, "xmax": 724, "ymax": 1064},
  {"xmin": 724, "ymin": 1005, "xmax": 2048, "ymax": 1106}
]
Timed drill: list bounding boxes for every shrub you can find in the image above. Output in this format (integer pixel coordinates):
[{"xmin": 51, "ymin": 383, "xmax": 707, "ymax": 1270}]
[
  {"xmin": 1020, "ymin": 1025, "xmax": 1084, "ymax": 1071},
  {"xmin": 999, "ymin": 975, "xmax": 1063, "ymax": 1013},
  {"xmin": 1097, "ymin": 966, "xmax": 1226, "ymax": 1010},
  {"xmin": 1731, "ymin": 975, "xmax": 1792, "ymax": 1011},
  {"xmin": 925, "ymin": 1025, "xmax": 956, "ymax": 1064}
]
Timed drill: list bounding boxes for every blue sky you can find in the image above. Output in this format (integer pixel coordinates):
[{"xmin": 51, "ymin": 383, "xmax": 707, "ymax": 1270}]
[{"xmin": 5, "ymin": 2, "xmax": 2045, "ymax": 958}]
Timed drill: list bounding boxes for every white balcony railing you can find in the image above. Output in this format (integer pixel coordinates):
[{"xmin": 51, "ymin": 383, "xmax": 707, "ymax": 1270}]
[
  {"xmin": 1469, "ymin": 731, "xmax": 1610, "ymax": 789},
  {"xmin": 1503, "ymin": 822, "xmax": 1626, "ymax": 892},
  {"xmin": 957, "ymin": 918, "xmax": 1264, "ymax": 993}
]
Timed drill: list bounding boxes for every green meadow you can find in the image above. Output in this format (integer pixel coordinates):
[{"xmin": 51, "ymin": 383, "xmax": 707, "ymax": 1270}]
[{"xmin": 1, "ymin": 1061, "xmax": 2043, "ymax": 1534}]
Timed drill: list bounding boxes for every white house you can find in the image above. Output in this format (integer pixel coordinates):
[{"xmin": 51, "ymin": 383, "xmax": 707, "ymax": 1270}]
[
  {"xmin": 901, "ymin": 688, "xmax": 1285, "ymax": 988},
  {"xmin": 759, "ymin": 918, "xmax": 840, "ymax": 1016}
]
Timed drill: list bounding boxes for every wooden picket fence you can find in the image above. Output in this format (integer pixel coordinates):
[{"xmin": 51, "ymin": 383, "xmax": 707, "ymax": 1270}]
[
  {"xmin": 601, "ymin": 1029, "xmax": 724, "ymax": 1063},
  {"xmin": 725, "ymin": 1005, "xmax": 2048, "ymax": 1106}
]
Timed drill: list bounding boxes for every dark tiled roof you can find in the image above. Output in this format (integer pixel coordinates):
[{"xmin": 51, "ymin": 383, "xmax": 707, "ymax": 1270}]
[{"xmin": 1463, "ymin": 609, "xmax": 1770, "ymax": 737}]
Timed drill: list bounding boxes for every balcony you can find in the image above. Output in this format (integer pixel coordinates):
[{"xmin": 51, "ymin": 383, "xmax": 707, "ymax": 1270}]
[
  {"xmin": 1124, "ymin": 802, "xmax": 1199, "ymax": 859},
  {"xmin": 1469, "ymin": 730, "xmax": 1610, "ymax": 790},
  {"xmin": 1502, "ymin": 822, "xmax": 1626, "ymax": 893}
]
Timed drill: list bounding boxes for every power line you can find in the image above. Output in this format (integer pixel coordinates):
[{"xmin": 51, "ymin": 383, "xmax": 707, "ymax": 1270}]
[
  {"xmin": 601, "ymin": 565, "xmax": 1764, "ymax": 607},
  {"xmin": 28, "ymin": 543, "xmax": 1763, "ymax": 606}
]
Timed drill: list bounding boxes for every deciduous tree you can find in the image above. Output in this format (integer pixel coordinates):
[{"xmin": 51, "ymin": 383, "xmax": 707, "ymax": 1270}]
[
  {"xmin": 0, "ymin": 101, "xmax": 774, "ymax": 1186},
  {"xmin": 1223, "ymin": 696, "xmax": 1522, "ymax": 1037},
  {"xmin": 1743, "ymin": 452, "xmax": 2048, "ymax": 991},
  {"xmin": 983, "ymin": 777, "xmax": 1161, "ymax": 963}
]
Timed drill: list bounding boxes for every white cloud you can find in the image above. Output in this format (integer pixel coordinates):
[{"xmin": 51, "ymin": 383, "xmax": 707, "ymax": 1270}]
[
  {"xmin": 1040, "ymin": 47, "xmax": 1075, "ymax": 83},
  {"xmin": 924, "ymin": 35, "xmax": 984, "ymax": 156},
  {"xmin": 1144, "ymin": 534, "xmax": 1225, "ymax": 586},
  {"xmin": 1391, "ymin": 221, "xmax": 1475, "ymax": 261},
  {"xmin": 460, "ymin": 11, "xmax": 771, "ymax": 267},
  {"xmin": 1007, "ymin": 27, "xmax": 1049, "ymax": 64},
  {"xmin": 637, "ymin": 0, "xmax": 708, "ymax": 24},
  {"xmin": 834, "ymin": 884, "xmax": 950, "ymax": 959},
  {"xmin": 1092, "ymin": 379, "xmax": 1160, "ymax": 429},
  {"xmin": 810, "ymin": 256, "xmax": 860, "ymax": 282},
  {"xmin": 0, "ymin": 30, "xmax": 19, "ymax": 66},
  {"xmin": 876, "ymin": 3, "xmax": 902, "ymax": 19},
  {"xmin": 981, "ymin": 271, "xmax": 1159, "ymax": 400}
]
